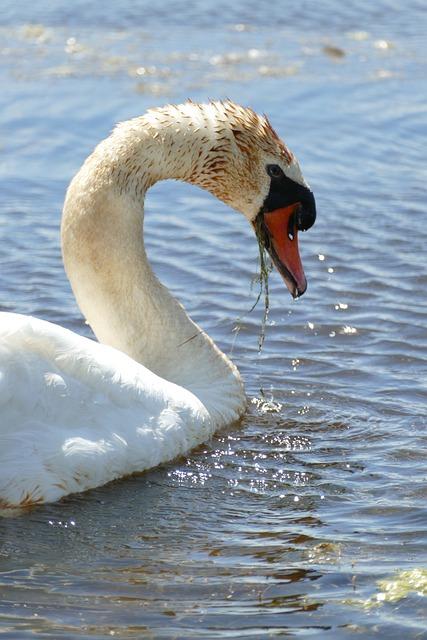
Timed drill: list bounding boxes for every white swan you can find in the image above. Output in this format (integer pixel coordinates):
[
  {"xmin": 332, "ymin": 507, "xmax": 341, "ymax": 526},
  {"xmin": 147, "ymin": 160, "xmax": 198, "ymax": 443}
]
[{"xmin": 0, "ymin": 101, "xmax": 316, "ymax": 508}]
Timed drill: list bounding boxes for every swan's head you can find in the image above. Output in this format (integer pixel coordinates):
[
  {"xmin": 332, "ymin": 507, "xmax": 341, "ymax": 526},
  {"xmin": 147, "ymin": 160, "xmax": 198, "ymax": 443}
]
[
  {"xmin": 122, "ymin": 100, "xmax": 315, "ymax": 297},
  {"xmin": 184, "ymin": 101, "xmax": 316, "ymax": 298}
]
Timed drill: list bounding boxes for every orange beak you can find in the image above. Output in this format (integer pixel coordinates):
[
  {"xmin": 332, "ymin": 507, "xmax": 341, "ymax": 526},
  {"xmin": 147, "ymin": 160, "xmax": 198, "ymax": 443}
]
[{"xmin": 261, "ymin": 204, "xmax": 307, "ymax": 298}]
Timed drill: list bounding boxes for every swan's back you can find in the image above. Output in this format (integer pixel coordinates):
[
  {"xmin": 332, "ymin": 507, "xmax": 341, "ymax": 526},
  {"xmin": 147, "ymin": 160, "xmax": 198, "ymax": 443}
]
[{"xmin": 0, "ymin": 313, "xmax": 211, "ymax": 508}]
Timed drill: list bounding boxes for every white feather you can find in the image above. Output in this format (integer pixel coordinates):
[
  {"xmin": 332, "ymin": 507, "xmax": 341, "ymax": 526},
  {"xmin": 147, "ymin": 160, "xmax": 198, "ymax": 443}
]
[{"xmin": 0, "ymin": 313, "xmax": 219, "ymax": 506}]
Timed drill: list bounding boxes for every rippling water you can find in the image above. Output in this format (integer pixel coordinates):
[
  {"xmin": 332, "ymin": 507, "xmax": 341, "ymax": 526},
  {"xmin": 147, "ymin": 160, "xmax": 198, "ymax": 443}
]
[{"xmin": 1, "ymin": 1, "xmax": 426, "ymax": 637}]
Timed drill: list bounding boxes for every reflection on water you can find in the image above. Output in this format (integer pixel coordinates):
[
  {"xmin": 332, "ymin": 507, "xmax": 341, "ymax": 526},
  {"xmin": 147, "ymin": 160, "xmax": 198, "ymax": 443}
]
[{"xmin": 1, "ymin": 0, "xmax": 427, "ymax": 637}]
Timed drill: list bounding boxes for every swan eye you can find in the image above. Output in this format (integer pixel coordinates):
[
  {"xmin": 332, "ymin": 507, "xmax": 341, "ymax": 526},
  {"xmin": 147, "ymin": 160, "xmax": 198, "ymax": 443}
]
[{"xmin": 266, "ymin": 164, "xmax": 284, "ymax": 179}]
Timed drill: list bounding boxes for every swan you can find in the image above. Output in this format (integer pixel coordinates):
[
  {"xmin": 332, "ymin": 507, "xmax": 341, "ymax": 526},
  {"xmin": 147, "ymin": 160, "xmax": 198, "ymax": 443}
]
[{"xmin": 0, "ymin": 100, "xmax": 316, "ymax": 508}]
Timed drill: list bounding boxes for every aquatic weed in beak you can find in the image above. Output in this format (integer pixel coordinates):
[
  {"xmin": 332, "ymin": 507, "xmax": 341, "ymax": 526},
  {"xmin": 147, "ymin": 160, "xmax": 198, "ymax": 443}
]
[{"xmin": 252, "ymin": 215, "xmax": 273, "ymax": 351}]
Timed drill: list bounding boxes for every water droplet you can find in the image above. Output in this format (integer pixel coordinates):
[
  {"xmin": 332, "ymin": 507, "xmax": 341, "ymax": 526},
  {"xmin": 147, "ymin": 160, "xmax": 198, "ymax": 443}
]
[
  {"xmin": 374, "ymin": 39, "xmax": 392, "ymax": 50},
  {"xmin": 340, "ymin": 325, "xmax": 357, "ymax": 334}
]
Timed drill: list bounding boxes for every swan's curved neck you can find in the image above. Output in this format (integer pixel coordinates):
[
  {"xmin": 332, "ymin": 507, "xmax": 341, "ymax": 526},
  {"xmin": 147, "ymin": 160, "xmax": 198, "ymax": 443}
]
[{"xmin": 61, "ymin": 108, "xmax": 245, "ymax": 422}]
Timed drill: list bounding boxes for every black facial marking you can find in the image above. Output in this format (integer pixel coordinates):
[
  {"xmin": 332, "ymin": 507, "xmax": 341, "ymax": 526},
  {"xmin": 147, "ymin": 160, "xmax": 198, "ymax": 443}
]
[{"xmin": 261, "ymin": 171, "xmax": 316, "ymax": 231}]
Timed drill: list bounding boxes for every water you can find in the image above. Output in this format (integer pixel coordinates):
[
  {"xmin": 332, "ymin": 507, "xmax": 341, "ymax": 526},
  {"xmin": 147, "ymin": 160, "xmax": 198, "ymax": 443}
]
[{"xmin": 0, "ymin": 1, "xmax": 426, "ymax": 637}]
